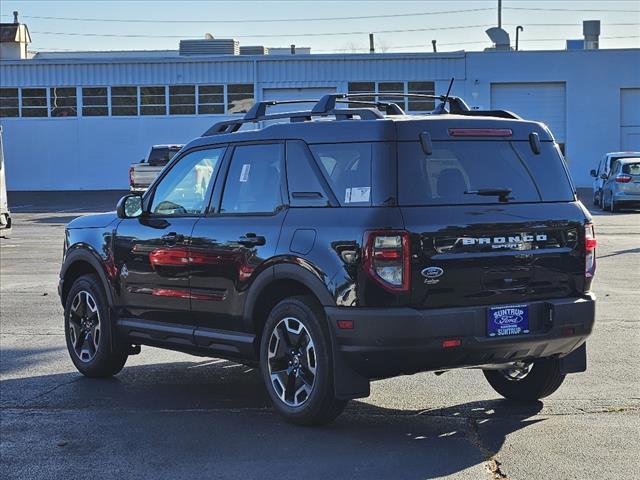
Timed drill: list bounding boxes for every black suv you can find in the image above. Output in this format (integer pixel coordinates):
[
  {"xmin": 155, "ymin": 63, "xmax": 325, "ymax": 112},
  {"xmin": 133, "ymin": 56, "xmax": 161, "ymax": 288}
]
[{"xmin": 59, "ymin": 92, "xmax": 596, "ymax": 425}]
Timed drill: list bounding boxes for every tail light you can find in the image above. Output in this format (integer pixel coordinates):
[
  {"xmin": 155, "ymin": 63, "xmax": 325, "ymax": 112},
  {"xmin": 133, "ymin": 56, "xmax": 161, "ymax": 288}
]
[
  {"xmin": 363, "ymin": 231, "xmax": 410, "ymax": 292},
  {"xmin": 584, "ymin": 223, "xmax": 597, "ymax": 280},
  {"xmin": 128, "ymin": 166, "xmax": 135, "ymax": 187},
  {"xmin": 615, "ymin": 174, "xmax": 632, "ymax": 183}
]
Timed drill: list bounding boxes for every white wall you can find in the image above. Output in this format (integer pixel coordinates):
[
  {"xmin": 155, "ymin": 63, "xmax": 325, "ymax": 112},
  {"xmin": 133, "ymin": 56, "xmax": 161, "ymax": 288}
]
[
  {"xmin": 0, "ymin": 115, "xmax": 232, "ymax": 190},
  {"xmin": 463, "ymin": 49, "xmax": 640, "ymax": 187}
]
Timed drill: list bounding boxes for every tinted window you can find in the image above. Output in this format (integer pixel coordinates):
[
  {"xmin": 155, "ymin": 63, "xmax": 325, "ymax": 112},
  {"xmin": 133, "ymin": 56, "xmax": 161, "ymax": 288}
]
[
  {"xmin": 623, "ymin": 162, "xmax": 640, "ymax": 175},
  {"xmin": 21, "ymin": 88, "xmax": 48, "ymax": 117},
  {"xmin": 310, "ymin": 143, "xmax": 372, "ymax": 206},
  {"xmin": 150, "ymin": 148, "xmax": 224, "ymax": 215},
  {"xmin": 286, "ymin": 141, "xmax": 330, "ymax": 207},
  {"xmin": 82, "ymin": 87, "xmax": 108, "ymax": 116},
  {"xmin": 512, "ymin": 142, "xmax": 575, "ymax": 201},
  {"xmin": 148, "ymin": 147, "xmax": 181, "ymax": 166},
  {"xmin": 0, "ymin": 88, "xmax": 19, "ymax": 117},
  {"xmin": 220, "ymin": 144, "xmax": 284, "ymax": 214},
  {"xmin": 399, "ymin": 141, "xmax": 543, "ymax": 205},
  {"xmin": 50, "ymin": 87, "xmax": 77, "ymax": 117}
]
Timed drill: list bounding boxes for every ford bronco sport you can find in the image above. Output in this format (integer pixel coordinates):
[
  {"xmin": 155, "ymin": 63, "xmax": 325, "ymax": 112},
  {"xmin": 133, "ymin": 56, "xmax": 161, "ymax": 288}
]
[{"xmin": 59, "ymin": 90, "xmax": 596, "ymax": 425}]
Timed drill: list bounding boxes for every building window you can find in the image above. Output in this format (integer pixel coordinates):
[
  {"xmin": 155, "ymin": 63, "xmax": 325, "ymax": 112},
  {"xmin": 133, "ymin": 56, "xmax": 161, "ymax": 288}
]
[
  {"xmin": 111, "ymin": 86, "xmax": 138, "ymax": 116},
  {"xmin": 348, "ymin": 82, "xmax": 375, "ymax": 108},
  {"xmin": 0, "ymin": 88, "xmax": 19, "ymax": 117},
  {"xmin": 198, "ymin": 85, "xmax": 224, "ymax": 114},
  {"xmin": 140, "ymin": 86, "xmax": 166, "ymax": 115},
  {"xmin": 82, "ymin": 87, "xmax": 108, "ymax": 116},
  {"xmin": 50, "ymin": 87, "xmax": 77, "ymax": 117},
  {"xmin": 227, "ymin": 84, "xmax": 254, "ymax": 114},
  {"xmin": 407, "ymin": 81, "xmax": 435, "ymax": 112},
  {"xmin": 378, "ymin": 82, "xmax": 405, "ymax": 109},
  {"xmin": 169, "ymin": 85, "xmax": 195, "ymax": 115},
  {"xmin": 21, "ymin": 88, "xmax": 48, "ymax": 117}
]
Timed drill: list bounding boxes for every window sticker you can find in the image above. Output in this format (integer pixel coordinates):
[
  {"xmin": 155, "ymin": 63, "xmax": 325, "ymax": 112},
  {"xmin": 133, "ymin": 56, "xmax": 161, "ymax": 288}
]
[
  {"xmin": 344, "ymin": 186, "xmax": 371, "ymax": 203},
  {"xmin": 239, "ymin": 163, "xmax": 251, "ymax": 182}
]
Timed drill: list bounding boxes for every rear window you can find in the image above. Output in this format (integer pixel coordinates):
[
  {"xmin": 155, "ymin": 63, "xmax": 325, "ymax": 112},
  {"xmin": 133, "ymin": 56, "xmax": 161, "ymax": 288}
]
[
  {"xmin": 622, "ymin": 162, "xmax": 640, "ymax": 175},
  {"xmin": 398, "ymin": 141, "xmax": 574, "ymax": 206},
  {"xmin": 148, "ymin": 147, "xmax": 181, "ymax": 166}
]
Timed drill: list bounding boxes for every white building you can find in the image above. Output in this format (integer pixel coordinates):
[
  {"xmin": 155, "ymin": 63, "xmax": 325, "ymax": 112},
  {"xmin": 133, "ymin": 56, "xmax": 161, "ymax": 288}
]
[{"xmin": 1, "ymin": 21, "xmax": 639, "ymax": 190}]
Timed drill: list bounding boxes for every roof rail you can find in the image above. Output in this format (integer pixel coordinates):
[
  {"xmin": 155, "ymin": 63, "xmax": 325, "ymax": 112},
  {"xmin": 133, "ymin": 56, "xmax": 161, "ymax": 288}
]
[{"xmin": 202, "ymin": 88, "xmax": 521, "ymax": 136}]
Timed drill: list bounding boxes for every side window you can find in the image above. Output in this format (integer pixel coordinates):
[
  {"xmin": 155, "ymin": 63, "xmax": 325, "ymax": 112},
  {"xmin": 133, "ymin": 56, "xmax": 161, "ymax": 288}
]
[
  {"xmin": 220, "ymin": 144, "xmax": 284, "ymax": 214},
  {"xmin": 286, "ymin": 141, "xmax": 330, "ymax": 207},
  {"xmin": 150, "ymin": 148, "xmax": 224, "ymax": 216},
  {"xmin": 310, "ymin": 143, "xmax": 372, "ymax": 206}
]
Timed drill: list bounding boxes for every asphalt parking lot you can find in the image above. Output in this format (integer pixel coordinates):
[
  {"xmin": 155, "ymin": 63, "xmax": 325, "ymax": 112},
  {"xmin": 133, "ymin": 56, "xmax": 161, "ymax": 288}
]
[{"xmin": 1, "ymin": 191, "xmax": 639, "ymax": 480}]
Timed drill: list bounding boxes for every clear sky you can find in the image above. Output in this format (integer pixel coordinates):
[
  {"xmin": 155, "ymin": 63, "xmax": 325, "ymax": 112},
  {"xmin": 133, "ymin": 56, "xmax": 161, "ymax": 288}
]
[{"xmin": 1, "ymin": 0, "xmax": 638, "ymax": 53}]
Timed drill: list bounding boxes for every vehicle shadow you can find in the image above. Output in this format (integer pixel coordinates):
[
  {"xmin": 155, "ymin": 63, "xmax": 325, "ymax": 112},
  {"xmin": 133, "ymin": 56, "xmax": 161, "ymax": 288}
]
[{"xmin": 1, "ymin": 355, "xmax": 545, "ymax": 480}]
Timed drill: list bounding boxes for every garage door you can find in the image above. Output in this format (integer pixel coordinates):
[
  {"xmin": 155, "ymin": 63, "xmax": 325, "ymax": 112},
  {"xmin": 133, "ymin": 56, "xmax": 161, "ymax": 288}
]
[
  {"xmin": 491, "ymin": 83, "xmax": 566, "ymax": 144},
  {"xmin": 620, "ymin": 88, "xmax": 640, "ymax": 151},
  {"xmin": 262, "ymin": 87, "xmax": 336, "ymax": 113}
]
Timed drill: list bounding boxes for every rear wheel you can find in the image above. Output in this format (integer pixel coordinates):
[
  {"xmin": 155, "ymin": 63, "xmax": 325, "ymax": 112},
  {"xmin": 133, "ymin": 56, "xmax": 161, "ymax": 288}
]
[
  {"xmin": 608, "ymin": 194, "xmax": 618, "ymax": 213},
  {"xmin": 260, "ymin": 295, "xmax": 347, "ymax": 426},
  {"xmin": 64, "ymin": 274, "xmax": 128, "ymax": 377},
  {"xmin": 483, "ymin": 358, "xmax": 566, "ymax": 401}
]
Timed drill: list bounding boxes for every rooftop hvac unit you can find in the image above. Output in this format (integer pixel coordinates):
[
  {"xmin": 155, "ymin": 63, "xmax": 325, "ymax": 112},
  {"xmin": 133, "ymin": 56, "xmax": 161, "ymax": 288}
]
[
  {"xmin": 179, "ymin": 39, "xmax": 239, "ymax": 56},
  {"xmin": 240, "ymin": 46, "xmax": 269, "ymax": 55}
]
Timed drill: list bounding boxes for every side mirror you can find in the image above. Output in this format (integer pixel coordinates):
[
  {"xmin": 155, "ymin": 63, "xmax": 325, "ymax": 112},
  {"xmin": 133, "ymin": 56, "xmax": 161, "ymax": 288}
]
[
  {"xmin": 529, "ymin": 132, "xmax": 541, "ymax": 154},
  {"xmin": 116, "ymin": 194, "xmax": 143, "ymax": 219},
  {"xmin": 590, "ymin": 169, "xmax": 597, "ymax": 177},
  {"xmin": 419, "ymin": 131, "xmax": 433, "ymax": 156}
]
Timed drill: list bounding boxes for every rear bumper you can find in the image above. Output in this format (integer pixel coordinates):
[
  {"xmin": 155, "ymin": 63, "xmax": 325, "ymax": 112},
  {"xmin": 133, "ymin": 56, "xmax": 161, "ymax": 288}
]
[
  {"xmin": 325, "ymin": 295, "xmax": 595, "ymax": 379},
  {"xmin": 612, "ymin": 191, "xmax": 640, "ymax": 205}
]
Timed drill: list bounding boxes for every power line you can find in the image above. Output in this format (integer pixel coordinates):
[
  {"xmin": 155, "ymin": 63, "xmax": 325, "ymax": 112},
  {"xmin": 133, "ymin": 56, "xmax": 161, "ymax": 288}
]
[
  {"xmin": 0, "ymin": 8, "xmax": 495, "ymax": 24},
  {"xmin": 2, "ymin": 6, "xmax": 638, "ymax": 24},
  {"xmin": 29, "ymin": 23, "xmax": 640, "ymax": 40}
]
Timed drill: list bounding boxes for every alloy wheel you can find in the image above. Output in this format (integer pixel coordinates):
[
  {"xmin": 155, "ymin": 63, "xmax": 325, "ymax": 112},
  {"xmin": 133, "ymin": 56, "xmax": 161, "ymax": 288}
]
[
  {"xmin": 498, "ymin": 361, "xmax": 534, "ymax": 381},
  {"xmin": 68, "ymin": 290, "xmax": 101, "ymax": 362},
  {"xmin": 267, "ymin": 317, "xmax": 317, "ymax": 407}
]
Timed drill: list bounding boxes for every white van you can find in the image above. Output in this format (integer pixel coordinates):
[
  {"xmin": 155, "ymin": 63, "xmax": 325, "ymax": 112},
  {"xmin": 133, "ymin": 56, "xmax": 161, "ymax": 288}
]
[{"xmin": 591, "ymin": 151, "xmax": 640, "ymax": 208}]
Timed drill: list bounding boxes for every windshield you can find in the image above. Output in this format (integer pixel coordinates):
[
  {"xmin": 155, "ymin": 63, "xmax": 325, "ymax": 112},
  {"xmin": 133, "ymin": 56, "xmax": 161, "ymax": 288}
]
[{"xmin": 398, "ymin": 141, "xmax": 574, "ymax": 206}]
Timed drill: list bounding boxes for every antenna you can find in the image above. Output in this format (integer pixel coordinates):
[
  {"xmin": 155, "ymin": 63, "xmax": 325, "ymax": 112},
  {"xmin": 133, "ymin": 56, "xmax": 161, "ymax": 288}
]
[{"xmin": 435, "ymin": 77, "xmax": 455, "ymax": 113}]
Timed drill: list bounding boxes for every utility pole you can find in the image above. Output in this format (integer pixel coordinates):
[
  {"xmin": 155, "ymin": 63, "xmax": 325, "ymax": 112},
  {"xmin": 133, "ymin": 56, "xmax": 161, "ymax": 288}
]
[{"xmin": 498, "ymin": 0, "xmax": 502, "ymax": 29}]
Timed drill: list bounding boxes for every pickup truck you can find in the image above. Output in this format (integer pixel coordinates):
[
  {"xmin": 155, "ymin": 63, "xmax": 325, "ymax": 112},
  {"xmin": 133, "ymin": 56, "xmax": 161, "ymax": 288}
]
[{"xmin": 129, "ymin": 144, "xmax": 183, "ymax": 192}]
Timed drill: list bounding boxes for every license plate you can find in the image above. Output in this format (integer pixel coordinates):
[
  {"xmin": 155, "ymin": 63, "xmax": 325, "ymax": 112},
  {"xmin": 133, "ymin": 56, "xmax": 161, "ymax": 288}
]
[{"xmin": 487, "ymin": 304, "xmax": 530, "ymax": 337}]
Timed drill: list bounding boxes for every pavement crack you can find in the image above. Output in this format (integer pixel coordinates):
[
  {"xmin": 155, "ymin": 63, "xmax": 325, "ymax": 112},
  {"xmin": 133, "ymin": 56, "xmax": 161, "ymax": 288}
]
[
  {"xmin": 20, "ymin": 377, "xmax": 82, "ymax": 405},
  {"xmin": 465, "ymin": 417, "xmax": 511, "ymax": 480}
]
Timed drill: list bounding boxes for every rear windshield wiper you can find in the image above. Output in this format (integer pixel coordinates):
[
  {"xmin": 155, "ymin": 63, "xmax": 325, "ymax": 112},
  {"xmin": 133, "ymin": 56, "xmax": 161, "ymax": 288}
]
[{"xmin": 464, "ymin": 188, "xmax": 513, "ymax": 203}]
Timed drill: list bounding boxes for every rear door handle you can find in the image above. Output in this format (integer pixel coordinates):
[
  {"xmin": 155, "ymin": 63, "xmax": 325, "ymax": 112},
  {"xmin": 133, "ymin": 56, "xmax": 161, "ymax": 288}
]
[
  {"xmin": 238, "ymin": 232, "xmax": 266, "ymax": 247},
  {"xmin": 162, "ymin": 232, "xmax": 184, "ymax": 244}
]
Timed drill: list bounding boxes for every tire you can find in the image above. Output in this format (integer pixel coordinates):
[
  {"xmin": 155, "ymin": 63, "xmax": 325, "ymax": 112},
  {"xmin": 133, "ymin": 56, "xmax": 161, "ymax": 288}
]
[
  {"xmin": 608, "ymin": 194, "xmax": 618, "ymax": 213},
  {"xmin": 483, "ymin": 358, "xmax": 566, "ymax": 402},
  {"xmin": 260, "ymin": 295, "xmax": 347, "ymax": 426},
  {"xmin": 64, "ymin": 274, "xmax": 128, "ymax": 377}
]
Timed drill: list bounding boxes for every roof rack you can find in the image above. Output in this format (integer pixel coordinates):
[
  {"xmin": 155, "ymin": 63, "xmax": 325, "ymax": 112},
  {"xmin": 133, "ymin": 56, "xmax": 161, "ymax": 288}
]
[{"xmin": 202, "ymin": 88, "xmax": 520, "ymax": 136}]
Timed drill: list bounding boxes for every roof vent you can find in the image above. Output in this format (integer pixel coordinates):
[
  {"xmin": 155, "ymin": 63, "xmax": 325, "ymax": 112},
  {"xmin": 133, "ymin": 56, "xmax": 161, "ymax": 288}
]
[
  {"xmin": 485, "ymin": 27, "xmax": 512, "ymax": 51},
  {"xmin": 583, "ymin": 20, "xmax": 600, "ymax": 50},
  {"xmin": 179, "ymin": 38, "xmax": 239, "ymax": 56}
]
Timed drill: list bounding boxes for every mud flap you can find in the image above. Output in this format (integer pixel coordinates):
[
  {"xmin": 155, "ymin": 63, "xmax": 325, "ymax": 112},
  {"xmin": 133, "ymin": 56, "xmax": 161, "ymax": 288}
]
[
  {"xmin": 326, "ymin": 320, "xmax": 370, "ymax": 400},
  {"xmin": 559, "ymin": 342, "xmax": 587, "ymax": 374}
]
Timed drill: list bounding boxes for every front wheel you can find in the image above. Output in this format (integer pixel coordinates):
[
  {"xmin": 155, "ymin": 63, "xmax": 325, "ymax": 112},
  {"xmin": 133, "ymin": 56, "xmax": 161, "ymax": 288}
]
[
  {"xmin": 64, "ymin": 274, "xmax": 128, "ymax": 377},
  {"xmin": 260, "ymin": 296, "xmax": 347, "ymax": 426},
  {"xmin": 483, "ymin": 358, "xmax": 566, "ymax": 402}
]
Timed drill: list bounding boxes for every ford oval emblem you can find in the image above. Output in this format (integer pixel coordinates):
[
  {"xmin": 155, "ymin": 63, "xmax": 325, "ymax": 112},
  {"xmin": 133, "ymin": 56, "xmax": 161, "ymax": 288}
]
[{"xmin": 421, "ymin": 266, "xmax": 444, "ymax": 279}]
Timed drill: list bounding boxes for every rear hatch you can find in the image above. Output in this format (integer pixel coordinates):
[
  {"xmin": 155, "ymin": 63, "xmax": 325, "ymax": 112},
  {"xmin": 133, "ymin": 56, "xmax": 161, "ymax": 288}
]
[
  {"xmin": 618, "ymin": 161, "xmax": 640, "ymax": 195},
  {"xmin": 397, "ymin": 121, "xmax": 589, "ymax": 309}
]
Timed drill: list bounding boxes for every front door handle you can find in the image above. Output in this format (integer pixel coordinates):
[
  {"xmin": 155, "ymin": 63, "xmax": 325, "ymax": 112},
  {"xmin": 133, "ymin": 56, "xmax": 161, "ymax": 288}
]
[
  {"xmin": 162, "ymin": 232, "xmax": 184, "ymax": 244},
  {"xmin": 238, "ymin": 232, "xmax": 266, "ymax": 247}
]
